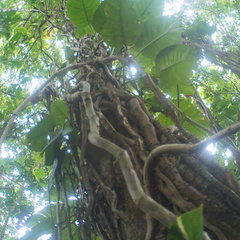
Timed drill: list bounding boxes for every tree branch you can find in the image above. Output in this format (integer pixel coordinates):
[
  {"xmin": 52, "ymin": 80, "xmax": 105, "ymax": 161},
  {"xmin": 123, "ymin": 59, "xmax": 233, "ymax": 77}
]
[
  {"xmin": 0, "ymin": 62, "xmax": 91, "ymax": 151},
  {"xmin": 143, "ymin": 122, "xmax": 240, "ymax": 240},
  {"xmin": 144, "ymin": 121, "xmax": 240, "ymax": 191}
]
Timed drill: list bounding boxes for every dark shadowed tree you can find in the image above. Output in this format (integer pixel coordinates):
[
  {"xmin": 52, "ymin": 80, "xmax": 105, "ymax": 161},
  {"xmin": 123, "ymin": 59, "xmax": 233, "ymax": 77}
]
[{"xmin": 0, "ymin": 0, "xmax": 240, "ymax": 239}]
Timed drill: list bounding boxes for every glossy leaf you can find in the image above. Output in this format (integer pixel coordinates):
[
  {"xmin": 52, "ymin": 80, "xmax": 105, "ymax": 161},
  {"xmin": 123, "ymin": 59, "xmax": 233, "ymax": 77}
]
[{"xmin": 167, "ymin": 205, "xmax": 204, "ymax": 240}]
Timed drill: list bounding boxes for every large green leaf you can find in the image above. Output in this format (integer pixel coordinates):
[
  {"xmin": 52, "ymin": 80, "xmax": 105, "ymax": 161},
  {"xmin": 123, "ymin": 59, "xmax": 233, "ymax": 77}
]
[
  {"xmin": 20, "ymin": 218, "xmax": 53, "ymax": 240},
  {"xmin": 92, "ymin": 2, "xmax": 107, "ymax": 33},
  {"xmin": 25, "ymin": 115, "xmax": 54, "ymax": 152},
  {"xmin": 66, "ymin": 0, "xmax": 100, "ymax": 29},
  {"xmin": 20, "ymin": 205, "xmax": 55, "ymax": 240},
  {"xmin": 155, "ymin": 45, "xmax": 196, "ymax": 97},
  {"xmin": 42, "ymin": 132, "xmax": 62, "ymax": 166},
  {"xmin": 99, "ymin": 0, "xmax": 143, "ymax": 47},
  {"xmin": 50, "ymin": 100, "xmax": 68, "ymax": 127},
  {"xmin": 133, "ymin": 16, "xmax": 181, "ymax": 59},
  {"xmin": 42, "ymin": 127, "xmax": 73, "ymax": 166},
  {"xmin": 167, "ymin": 205, "xmax": 204, "ymax": 240},
  {"xmin": 133, "ymin": 0, "xmax": 165, "ymax": 20}
]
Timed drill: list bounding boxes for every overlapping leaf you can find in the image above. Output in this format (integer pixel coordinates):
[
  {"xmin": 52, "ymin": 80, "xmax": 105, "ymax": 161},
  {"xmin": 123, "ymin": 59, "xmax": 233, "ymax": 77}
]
[
  {"xmin": 133, "ymin": 16, "xmax": 181, "ymax": 59},
  {"xmin": 98, "ymin": 0, "xmax": 143, "ymax": 47},
  {"xmin": 67, "ymin": 0, "xmax": 100, "ymax": 29},
  {"xmin": 155, "ymin": 45, "xmax": 196, "ymax": 97},
  {"xmin": 133, "ymin": 0, "xmax": 165, "ymax": 20},
  {"xmin": 25, "ymin": 115, "xmax": 54, "ymax": 152},
  {"xmin": 50, "ymin": 100, "xmax": 68, "ymax": 127},
  {"xmin": 25, "ymin": 100, "xmax": 70, "ymax": 162}
]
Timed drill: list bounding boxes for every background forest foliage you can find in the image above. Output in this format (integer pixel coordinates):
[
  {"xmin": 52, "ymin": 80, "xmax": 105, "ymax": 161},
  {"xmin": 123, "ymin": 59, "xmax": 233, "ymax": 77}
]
[{"xmin": 0, "ymin": 0, "xmax": 240, "ymax": 239}]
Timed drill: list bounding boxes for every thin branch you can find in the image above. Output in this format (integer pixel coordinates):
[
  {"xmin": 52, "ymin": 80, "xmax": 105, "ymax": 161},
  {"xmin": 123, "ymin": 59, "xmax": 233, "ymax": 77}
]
[
  {"xmin": 62, "ymin": 175, "xmax": 74, "ymax": 240},
  {"xmin": 0, "ymin": 8, "xmax": 43, "ymax": 13},
  {"xmin": 55, "ymin": 174, "xmax": 63, "ymax": 240},
  {"xmin": 0, "ymin": 61, "xmax": 92, "ymax": 151},
  {"xmin": 192, "ymin": 122, "xmax": 240, "ymax": 152},
  {"xmin": 144, "ymin": 121, "xmax": 240, "ymax": 189},
  {"xmin": 144, "ymin": 122, "xmax": 240, "ymax": 240}
]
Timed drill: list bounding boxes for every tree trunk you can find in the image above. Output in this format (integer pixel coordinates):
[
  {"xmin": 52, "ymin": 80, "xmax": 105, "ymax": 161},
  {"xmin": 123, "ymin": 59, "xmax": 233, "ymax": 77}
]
[{"xmin": 66, "ymin": 36, "xmax": 240, "ymax": 240}]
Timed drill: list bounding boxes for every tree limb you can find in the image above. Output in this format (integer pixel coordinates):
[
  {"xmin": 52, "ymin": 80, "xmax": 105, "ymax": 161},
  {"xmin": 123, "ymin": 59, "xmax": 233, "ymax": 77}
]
[{"xmin": 0, "ymin": 62, "xmax": 91, "ymax": 151}]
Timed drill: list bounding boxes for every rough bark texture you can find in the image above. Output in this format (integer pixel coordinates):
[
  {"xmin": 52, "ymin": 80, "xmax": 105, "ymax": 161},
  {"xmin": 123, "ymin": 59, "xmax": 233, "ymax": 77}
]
[{"xmin": 65, "ymin": 36, "xmax": 240, "ymax": 240}]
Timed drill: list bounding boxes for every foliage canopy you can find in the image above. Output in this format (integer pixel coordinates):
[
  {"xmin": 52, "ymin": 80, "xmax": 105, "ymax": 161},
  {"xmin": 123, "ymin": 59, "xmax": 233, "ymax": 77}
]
[{"xmin": 0, "ymin": 0, "xmax": 240, "ymax": 239}]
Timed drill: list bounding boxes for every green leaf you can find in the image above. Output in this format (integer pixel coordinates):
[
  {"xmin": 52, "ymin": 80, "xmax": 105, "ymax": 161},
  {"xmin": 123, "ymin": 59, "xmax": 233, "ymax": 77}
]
[
  {"xmin": 20, "ymin": 206, "xmax": 54, "ymax": 240},
  {"xmin": 174, "ymin": 98, "xmax": 210, "ymax": 136},
  {"xmin": 155, "ymin": 45, "xmax": 196, "ymax": 97},
  {"xmin": 64, "ymin": 47, "xmax": 75, "ymax": 63},
  {"xmin": 16, "ymin": 27, "xmax": 27, "ymax": 33},
  {"xmin": 133, "ymin": 16, "xmax": 181, "ymax": 59},
  {"xmin": 144, "ymin": 93, "xmax": 165, "ymax": 112},
  {"xmin": 11, "ymin": 32, "xmax": 22, "ymax": 42},
  {"xmin": 25, "ymin": 115, "xmax": 54, "ymax": 152},
  {"xmin": 66, "ymin": 0, "xmax": 100, "ymax": 29},
  {"xmin": 167, "ymin": 205, "xmax": 204, "ymax": 240},
  {"xmin": 25, "ymin": 205, "xmax": 53, "ymax": 228},
  {"xmin": 74, "ymin": 26, "xmax": 92, "ymax": 38},
  {"xmin": 157, "ymin": 112, "xmax": 174, "ymax": 126},
  {"xmin": 10, "ymin": 59, "xmax": 22, "ymax": 68},
  {"xmin": 15, "ymin": 205, "xmax": 34, "ymax": 221},
  {"xmin": 62, "ymin": 127, "xmax": 74, "ymax": 136},
  {"xmin": 20, "ymin": 218, "xmax": 53, "ymax": 240},
  {"xmin": 185, "ymin": 16, "xmax": 216, "ymax": 40},
  {"xmin": 99, "ymin": 0, "xmax": 143, "ymax": 47},
  {"xmin": 32, "ymin": 168, "xmax": 47, "ymax": 181},
  {"xmin": 48, "ymin": 159, "xmax": 58, "ymax": 190},
  {"xmin": 50, "ymin": 100, "xmax": 68, "ymax": 127},
  {"xmin": 92, "ymin": 2, "xmax": 106, "ymax": 33},
  {"xmin": 133, "ymin": 0, "xmax": 165, "ymax": 20},
  {"xmin": 41, "ymin": 132, "xmax": 62, "ymax": 166}
]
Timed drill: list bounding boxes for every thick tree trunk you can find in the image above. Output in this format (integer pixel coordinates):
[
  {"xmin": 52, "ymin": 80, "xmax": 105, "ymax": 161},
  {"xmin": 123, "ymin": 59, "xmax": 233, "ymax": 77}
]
[{"xmin": 66, "ymin": 37, "xmax": 240, "ymax": 240}]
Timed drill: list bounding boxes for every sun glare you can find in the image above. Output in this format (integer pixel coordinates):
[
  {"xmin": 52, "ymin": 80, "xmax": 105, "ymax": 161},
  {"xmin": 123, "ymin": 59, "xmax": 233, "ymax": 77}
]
[
  {"xmin": 206, "ymin": 143, "xmax": 216, "ymax": 155},
  {"xmin": 130, "ymin": 67, "xmax": 137, "ymax": 75},
  {"xmin": 164, "ymin": 0, "xmax": 185, "ymax": 15}
]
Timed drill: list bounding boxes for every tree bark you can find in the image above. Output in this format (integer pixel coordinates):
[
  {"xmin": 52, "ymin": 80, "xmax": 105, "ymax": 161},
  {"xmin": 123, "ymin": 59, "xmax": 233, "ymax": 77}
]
[{"xmin": 65, "ymin": 37, "xmax": 240, "ymax": 240}]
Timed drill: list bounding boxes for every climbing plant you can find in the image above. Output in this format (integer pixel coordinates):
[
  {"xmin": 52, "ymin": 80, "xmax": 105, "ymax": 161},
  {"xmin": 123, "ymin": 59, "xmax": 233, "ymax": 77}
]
[{"xmin": 0, "ymin": 0, "xmax": 240, "ymax": 239}]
